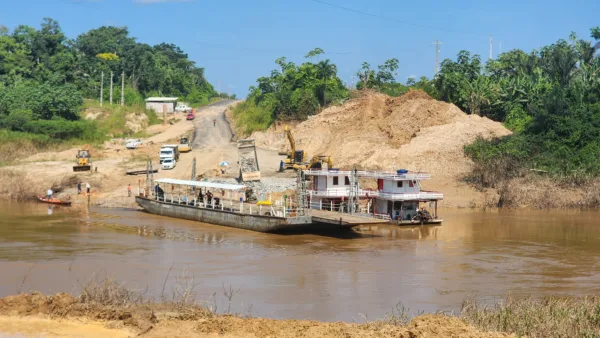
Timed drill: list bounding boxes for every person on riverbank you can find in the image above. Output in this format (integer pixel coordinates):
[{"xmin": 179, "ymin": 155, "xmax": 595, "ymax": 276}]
[
  {"xmin": 47, "ymin": 188, "xmax": 53, "ymax": 199},
  {"xmin": 85, "ymin": 182, "xmax": 91, "ymax": 196},
  {"xmin": 77, "ymin": 182, "xmax": 82, "ymax": 195},
  {"xmin": 127, "ymin": 184, "xmax": 132, "ymax": 197}
]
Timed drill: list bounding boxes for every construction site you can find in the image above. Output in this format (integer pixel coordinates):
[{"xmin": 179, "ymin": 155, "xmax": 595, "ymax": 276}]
[{"xmin": 0, "ymin": 90, "xmax": 512, "ymax": 212}]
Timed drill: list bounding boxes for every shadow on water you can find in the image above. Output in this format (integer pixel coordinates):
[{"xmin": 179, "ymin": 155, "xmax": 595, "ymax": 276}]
[{"xmin": 272, "ymin": 226, "xmax": 372, "ymax": 239}]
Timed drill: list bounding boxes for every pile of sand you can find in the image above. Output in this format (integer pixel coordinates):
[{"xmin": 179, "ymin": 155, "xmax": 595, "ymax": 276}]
[
  {"xmin": 253, "ymin": 90, "xmax": 510, "ymax": 179},
  {"xmin": 250, "ymin": 90, "xmax": 511, "ymax": 207}
]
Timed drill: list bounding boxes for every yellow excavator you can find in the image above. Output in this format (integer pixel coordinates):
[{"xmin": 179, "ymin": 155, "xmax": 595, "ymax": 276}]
[
  {"xmin": 73, "ymin": 149, "xmax": 92, "ymax": 172},
  {"xmin": 293, "ymin": 155, "xmax": 333, "ymax": 171},
  {"xmin": 278, "ymin": 125, "xmax": 307, "ymax": 170},
  {"xmin": 278, "ymin": 125, "xmax": 332, "ymax": 171}
]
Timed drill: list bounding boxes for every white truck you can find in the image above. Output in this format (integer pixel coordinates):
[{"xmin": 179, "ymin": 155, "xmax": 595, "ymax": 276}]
[
  {"xmin": 175, "ymin": 104, "xmax": 192, "ymax": 113},
  {"xmin": 125, "ymin": 139, "xmax": 142, "ymax": 149},
  {"xmin": 159, "ymin": 145, "xmax": 180, "ymax": 164}
]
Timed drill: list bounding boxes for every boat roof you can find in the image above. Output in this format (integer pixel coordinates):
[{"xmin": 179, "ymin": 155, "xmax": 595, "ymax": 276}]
[{"xmin": 154, "ymin": 178, "xmax": 246, "ymax": 191}]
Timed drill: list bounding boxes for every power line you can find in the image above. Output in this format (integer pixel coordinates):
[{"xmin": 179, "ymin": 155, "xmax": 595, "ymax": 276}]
[
  {"xmin": 306, "ymin": 0, "xmax": 476, "ymax": 35},
  {"xmin": 194, "ymin": 41, "xmax": 354, "ymax": 56}
]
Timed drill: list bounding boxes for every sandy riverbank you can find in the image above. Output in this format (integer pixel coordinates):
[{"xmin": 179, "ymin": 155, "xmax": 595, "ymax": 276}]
[{"xmin": 0, "ymin": 292, "xmax": 511, "ymax": 338}]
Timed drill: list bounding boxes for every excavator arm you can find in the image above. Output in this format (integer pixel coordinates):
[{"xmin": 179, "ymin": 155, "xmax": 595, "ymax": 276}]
[{"xmin": 284, "ymin": 125, "xmax": 295, "ymax": 157}]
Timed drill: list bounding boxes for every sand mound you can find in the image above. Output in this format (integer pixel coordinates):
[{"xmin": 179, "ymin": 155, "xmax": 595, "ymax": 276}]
[
  {"xmin": 250, "ymin": 90, "xmax": 511, "ymax": 207},
  {"xmin": 253, "ymin": 90, "xmax": 510, "ymax": 178}
]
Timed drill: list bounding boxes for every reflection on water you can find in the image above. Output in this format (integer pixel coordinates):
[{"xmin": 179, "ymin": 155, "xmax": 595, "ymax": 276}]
[{"xmin": 1, "ymin": 201, "xmax": 600, "ymax": 321}]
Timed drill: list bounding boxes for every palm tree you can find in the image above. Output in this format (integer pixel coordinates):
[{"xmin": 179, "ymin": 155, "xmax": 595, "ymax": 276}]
[
  {"xmin": 316, "ymin": 59, "xmax": 337, "ymax": 106},
  {"xmin": 463, "ymin": 76, "xmax": 494, "ymax": 116}
]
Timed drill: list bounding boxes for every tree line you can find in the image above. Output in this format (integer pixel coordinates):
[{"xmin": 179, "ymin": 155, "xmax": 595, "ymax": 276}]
[
  {"xmin": 0, "ymin": 18, "xmax": 224, "ymax": 141},
  {"xmin": 442, "ymin": 28, "xmax": 600, "ymax": 178},
  {"xmin": 239, "ymin": 27, "xmax": 600, "ymax": 179}
]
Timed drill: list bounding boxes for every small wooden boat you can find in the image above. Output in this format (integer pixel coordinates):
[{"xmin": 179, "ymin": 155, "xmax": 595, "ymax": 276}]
[{"xmin": 36, "ymin": 195, "xmax": 72, "ymax": 206}]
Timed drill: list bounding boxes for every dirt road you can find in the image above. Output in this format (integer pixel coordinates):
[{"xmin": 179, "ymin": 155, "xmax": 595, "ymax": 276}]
[
  {"xmin": 0, "ymin": 100, "xmax": 287, "ymax": 208},
  {"xmin": 174, "ymin": 100, "xmax": 282, "ymax": 181}
]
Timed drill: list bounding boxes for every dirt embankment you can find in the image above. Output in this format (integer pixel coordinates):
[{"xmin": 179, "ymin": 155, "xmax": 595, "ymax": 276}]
[
  {"xmin": 250, "ymin": 90, "xmax": 512, "ymax": 208},
  {"xmin": 0, "ymin": 292, "xmax": 511, "ymax": 338},
  {"xmin": 0, "ymin": 110, "xmax": 195, "ymax": 208}
]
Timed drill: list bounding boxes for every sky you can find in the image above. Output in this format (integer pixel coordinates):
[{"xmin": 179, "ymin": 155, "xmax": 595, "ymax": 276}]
[{"xmin": 1, "ymin": 0, "xmax": 599, "ymax": 98}]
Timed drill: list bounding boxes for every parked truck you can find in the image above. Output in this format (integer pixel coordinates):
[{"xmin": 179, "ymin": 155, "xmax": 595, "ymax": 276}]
[
  {"xmin": 159, "ymin": 145, "xmax": 180, "ymax": 164},
  {"xmin": 237, "ymin": 139, "xmax": 260, "ymax": 182}
]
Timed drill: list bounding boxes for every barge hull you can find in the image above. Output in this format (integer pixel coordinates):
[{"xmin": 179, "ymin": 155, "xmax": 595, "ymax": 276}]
[{"xmin": 135, "ymin": 197, "xmax": 312, "ymax": 233}]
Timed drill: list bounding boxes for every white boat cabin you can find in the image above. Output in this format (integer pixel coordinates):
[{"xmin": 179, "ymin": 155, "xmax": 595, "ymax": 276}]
[
  {"xmin": 305, "ymin": 169, "xmax": 361, "ymax": 211},
  {"xmin": 366, "ymin": 170, "xmax": 443, "ymax": 221}
]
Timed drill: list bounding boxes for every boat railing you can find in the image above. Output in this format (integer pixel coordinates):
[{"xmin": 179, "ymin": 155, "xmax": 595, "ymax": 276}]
[
  {"xmin": 308, "ymin": 189, "xmax": 376, "ymax": 197},
  {"xmin": 357, "ymin": 171, "xmax": 431, "ymax": 180},
  {"xmin": 140, "ymin": 189, "xmax": 309, "ymax": 218},
  {"xmin": 376, "ymin": 191, "xmax": 443, "ymax": 200}
]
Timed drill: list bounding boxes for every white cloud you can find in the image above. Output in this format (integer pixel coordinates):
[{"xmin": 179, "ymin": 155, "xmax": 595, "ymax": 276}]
[{"xmin": 134, "ymin": 0, "xmax": 192, "ymax": 3}]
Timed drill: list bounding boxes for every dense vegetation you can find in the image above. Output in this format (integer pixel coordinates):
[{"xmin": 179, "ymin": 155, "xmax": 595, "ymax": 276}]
[
  {"xmin": 356, "ymin": 59, "xmax": 436, "ymax": 97},
  {"xmin": 234, "ymin": 51, "xmax": 439, "ymax": 136},
  {"xmin": 233, "ymin": 48, "xmax": 349, "ymax": 134},
  {"xmin": 435, "ymin": 28, "xmax": 600, "ymax": 180},
  {"xmin": 0, "ymin": 18, "xmax": 222, "ymax": 145}
]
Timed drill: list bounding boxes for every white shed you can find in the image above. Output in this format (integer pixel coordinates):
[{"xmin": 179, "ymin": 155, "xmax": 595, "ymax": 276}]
[{"xmin": 145, "ymin": 97, "xmax": 178, "ymax": 113}]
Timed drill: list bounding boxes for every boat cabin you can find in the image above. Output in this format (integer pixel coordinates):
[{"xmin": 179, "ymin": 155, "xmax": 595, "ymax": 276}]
[
  {"xmin": 365, "ymin": 169, "xmax": 443, "ymax": 222},
  {"xmin": 305, "ymin": 169, "xmax": 356, "ymax": 211}
]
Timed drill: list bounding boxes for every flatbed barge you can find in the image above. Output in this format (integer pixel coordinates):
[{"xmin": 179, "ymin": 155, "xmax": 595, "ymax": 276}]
[{"xmin": 136, "ymin": 178, "xmax": 312, "ymax": 233}]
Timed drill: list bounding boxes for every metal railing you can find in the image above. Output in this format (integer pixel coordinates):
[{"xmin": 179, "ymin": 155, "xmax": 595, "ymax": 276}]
[
  {"xmin": 308, "ymin": 189, "xmax": 376, "ymax": 197},
  {"xmin": 376, "ymin": 191, "xmax": 443, "ymax": 200},
  {"xmin": 304, "ymin": 169, "xmax": 352, "ymax": 176},
  {"xmin": 309, "ymin": 200, "xmax": 349, "ymax": 213},
  {"xmin": 357, "ymin": 170, "xmax": 431, "ymax": 180},
  {"xmin": 139, "ymin": 190, "xmax": 308, "ymax": 218}
]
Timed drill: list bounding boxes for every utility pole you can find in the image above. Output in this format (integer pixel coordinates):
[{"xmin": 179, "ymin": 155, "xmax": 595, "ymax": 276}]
[
  {"xmin": 192, "ymin": 157, "xmax": 196, "ymax": 181},
  {"xmin": 433, "ymin": 40, "xmax": 442, "ymax": 75},
  {"xmin": 109, "ymin": 71, "xmax": 113, "ymax": 105},
  {"xmin": 489, "ymin": 34, "xmax": 493, "ymax": 60},
  {"xmin": 100, "ymin": 71, "xmax": 104, "ymax": 107},
  {"xmin": 121, "ymin": 71, "xmax": 124, "ymax": 106}
]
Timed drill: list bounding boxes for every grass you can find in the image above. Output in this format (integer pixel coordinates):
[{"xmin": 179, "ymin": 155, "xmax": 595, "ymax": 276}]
[
  {"xmin": 231, "ymin": 100, "xmax": 273, "ymax": 136},
  {"xmin": 0, "ymin": 129, "xmax": 82, "ymax": 164},
  {"xmin": 461, "ymin": 296, "xmax": 600, "ymax": 338},
  {"xmin": 83, "ymin": 99, "xmax": 161, "ymax": 138}
]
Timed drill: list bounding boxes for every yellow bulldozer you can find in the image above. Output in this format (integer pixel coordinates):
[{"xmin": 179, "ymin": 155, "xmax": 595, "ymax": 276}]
[
  {"xmin": 278, "ymin": 125, "xmax": 332, "ymax": 171},
  {"xmin": 73, "ymin": 149, "xmax": 92, "ymax": 172}
]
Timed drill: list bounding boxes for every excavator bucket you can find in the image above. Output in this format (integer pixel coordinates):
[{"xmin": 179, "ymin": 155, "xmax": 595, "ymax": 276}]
[{"xmin": 73, "ymin": 165, "xmax": 91, "ymax": 172}]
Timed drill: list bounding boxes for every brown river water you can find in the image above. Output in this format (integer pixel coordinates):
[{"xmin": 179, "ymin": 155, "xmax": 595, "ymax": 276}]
[{"xmin": 1, "ymin": 201, "xmax": 600, "ymax": 322}]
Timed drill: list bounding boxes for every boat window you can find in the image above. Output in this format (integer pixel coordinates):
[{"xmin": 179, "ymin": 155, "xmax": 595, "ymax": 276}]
[
  {"xmin": 397, "ymin": 181, "xmax": 403, "ymax": 188},
  {"xmin": 333, "ymin": 177, "xmax": 339, "ymax": 185},
  {"xmin": 344, "ymin": 176, "xmax": 350, "ymax": 185}
]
